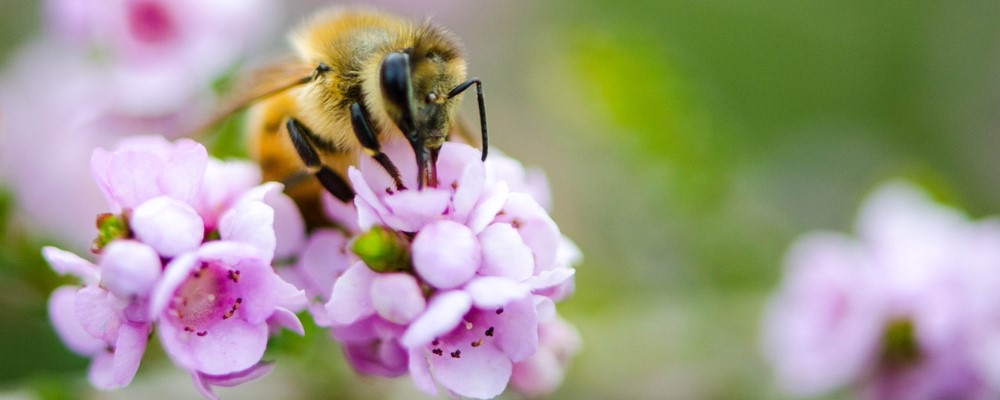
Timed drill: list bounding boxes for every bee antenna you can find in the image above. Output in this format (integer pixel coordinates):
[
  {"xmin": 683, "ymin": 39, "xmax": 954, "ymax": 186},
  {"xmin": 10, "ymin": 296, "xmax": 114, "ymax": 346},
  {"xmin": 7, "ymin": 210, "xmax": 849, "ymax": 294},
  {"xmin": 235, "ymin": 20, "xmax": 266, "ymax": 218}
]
[{"xmin": 448, "ymin": 78, "xmax": 488, "ymax": 161}]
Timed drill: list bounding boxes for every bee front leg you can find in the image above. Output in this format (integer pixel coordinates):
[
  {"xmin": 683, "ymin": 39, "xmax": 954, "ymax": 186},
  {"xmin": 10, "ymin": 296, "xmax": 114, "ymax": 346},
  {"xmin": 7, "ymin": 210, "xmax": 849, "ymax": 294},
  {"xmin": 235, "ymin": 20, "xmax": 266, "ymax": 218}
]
[
  {"xmin": 286, "ymin": 118, "xmax": 356, "ymax": 202},
  {"xmin": 350, "ymin": 102, "xmax": 407, "ymax": 191}
]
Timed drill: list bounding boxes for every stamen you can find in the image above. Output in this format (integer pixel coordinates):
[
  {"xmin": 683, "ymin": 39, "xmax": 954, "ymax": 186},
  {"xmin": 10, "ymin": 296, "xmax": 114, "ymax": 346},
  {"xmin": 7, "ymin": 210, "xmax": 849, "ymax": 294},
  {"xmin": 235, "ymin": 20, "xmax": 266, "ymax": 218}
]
[
  {"xmin": 385, "ymin": 187, "xmax": 394, "ymax": 195},
  {"xmin": 432, "ymin": 339, "xmax": 440, "ymax": 346},
  {"xmin": 450, "ymin": 181, "xmax": 459, "ymax": 190},
  {"xmin": 496, "ymin": 308, "xmax": 504, "ymax": 315},
  {"xmin": 464, "ymin": 321, "xmax": 473, "ymax": 330},
  {"xmin": 471, "ymin": 339, "xmax": 483, "ymax": 348},
  {"xmin": 196, "ymin": 331, "xmax": 208, "ymax": 337},
  {"xmin": 432, "ymin": 348, "xmax": 443, "ymax": 356},
  {"xmin": 228, "ymin": 270, "xmax": 241, "ymax": 282},
  {"xmin": 184, "ymin": 326, "xmax": 195, "ymax": 332},
  {"xmin": 511, "ymin": 220, "xmax": 522, "ymax": 229},
  {"xmin": 485, "ymin": 327, "xmax": 494, "ymax": 337},
  {"xmin": 450, "ymin": 350, "xmax": 461, "ymax": 358}
]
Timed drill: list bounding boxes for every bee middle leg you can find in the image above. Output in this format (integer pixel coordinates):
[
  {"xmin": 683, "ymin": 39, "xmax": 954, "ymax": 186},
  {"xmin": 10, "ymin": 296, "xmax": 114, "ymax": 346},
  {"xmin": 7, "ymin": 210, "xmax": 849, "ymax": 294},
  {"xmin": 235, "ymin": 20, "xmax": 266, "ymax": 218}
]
[
  {"xmin": 349, "ymin": 102, "xmax": 407, "ymax": 191},
  {"xmin": 286, "ymin": 118, "xmax": 355, "ymax": 202}
]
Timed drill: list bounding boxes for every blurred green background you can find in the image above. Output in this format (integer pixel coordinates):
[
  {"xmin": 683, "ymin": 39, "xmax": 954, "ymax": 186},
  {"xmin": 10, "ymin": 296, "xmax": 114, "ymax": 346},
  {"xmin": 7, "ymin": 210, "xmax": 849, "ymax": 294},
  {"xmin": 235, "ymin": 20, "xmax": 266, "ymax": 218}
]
[{"xmin": 3, "ymin": 1, "xmax": 1000, "ymax": 399}]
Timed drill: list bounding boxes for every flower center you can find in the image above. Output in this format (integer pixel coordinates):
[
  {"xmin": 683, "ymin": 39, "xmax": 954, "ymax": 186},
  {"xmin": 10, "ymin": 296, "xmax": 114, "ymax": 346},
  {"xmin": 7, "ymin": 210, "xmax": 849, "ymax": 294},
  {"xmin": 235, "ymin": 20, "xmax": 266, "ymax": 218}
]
[
  {"xmin": 127, "ymin": 0, "xmax": 177, "ymax": 44},
  {"xmin": 169, "ymin": 263, "xmax": 243, "ymax": 335}
]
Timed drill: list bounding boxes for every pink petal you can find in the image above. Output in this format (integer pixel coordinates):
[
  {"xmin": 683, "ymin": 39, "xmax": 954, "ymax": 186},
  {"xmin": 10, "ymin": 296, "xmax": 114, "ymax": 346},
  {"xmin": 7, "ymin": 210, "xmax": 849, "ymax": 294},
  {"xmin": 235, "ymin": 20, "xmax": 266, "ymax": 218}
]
[
  {"xmin": 42, "ymin": 246, "xmax": 100, "ymax": 285},
  {"xmin": 160, "ymin": 316, "xmax": 268, "ymax": 375},
  {"xmin": 233, "ymin": 182, "xmax": 305, "ymax": 260},
  {"xmin": 435, "ymin": 142, "xmax": 483, "ymax": 189},
  {"xmin": 157, "ymin": 138, "xmax": 208, "ymax": 205},
  {"xmin": 88, "ymin": 323, "xmax": 149, "ymax": 390},
  {"xmin": 412, "ymin": 220, "xmax": 481, "ymax": 290},
  {"xmin": 370, "ymin": 273, "xmax": 427, "ymax": 325},
  {"xmin": 478, "ymin": 223, "xmax": 535, "ymax": 280},
  {"xmin": 382, "ymin": 189, "xmax": 451, "ymax": 232},
  {"xmin": 48, "ymin": 286, "xmax": 104, "ymax": 355},
  {"xmin": 325, "ymin": 262, "xmax": 376, "ymax": 325},
  {"xmin": 490, "ymin": 296, "xmax": 539, "ymax": 362},
  {"xmin": 197, "ymin": 159, "xmax": 261, "ymax": 228},
  {"xmin": 465, "ymin": 277, "xmax": 529, "ymax": 309},
  {"xmin": 534, "ymin": 295, "xmax": 556, "ymax": 324},
  {"xmin": 97, "ymin": 148, "xmax": 166, "ymax": 210},
  {"xmin": 293, "ymin": 229, "xmax": 353, "ymax": 300},
  {"xmin": 348, "ymin": 167, "xmax": 391, "ymax": 228},
  {"xmin": 430, "ymin": 337, "xmax": 513, "ymax": 399},
  {"xmin": 218, "ymin": 200, "xmax": 275, "ymax": 261},
  {"xmin": 150, "ymin": 253, "xmax": 199, "ymax": 318},
  {"xmin": 451, "ymin": 162, "xmax": 486, "ymax": 224},
  {"xmin": 343, "ymin": 339, "xmax": 409, "ymax": 377},
  {"xmin": 408, "ymin": 348, "xmax": 439, "ymax": 396},
  {"xmin": 267, "ymin": 307, "xmax": 304, "ymax": 336},
  {"xmin": 467, "ymin": 182, "xmax": 509, "ymax": 234},
  {"xmin": 359, "ymin": 138, "xmax": 418, "ymax": 192},
  {"xmin": 99, "ymin": 240, "xmax": 162, "ymax": 299},
  {"xmin": 193, "ymin": 361, "xmax": 275, "ymax": 400},
  {"xmin": 525, "ymin": 267, "xmax": 576, "ymax": 292},
  {"xmin": 401, "ymin": 290, "xmax": 472, "ymax": 348},
  {"xmin": 225, "ymin": 255, "xmax": 281, "ymax": 325},
  {"xmin": 76, "ymin": 285, "xmax": 126, "ymax": 343},
  {"xmin": 131, "ymin": 196, "xmax": 205, "ymax": 257},
  {"xmin": 321, "ymin": 192, "xmax": 360, "ymax": 233},
  {"xmin": 496, "ymin": 193, "xmax": 560, "ymax": 270}
]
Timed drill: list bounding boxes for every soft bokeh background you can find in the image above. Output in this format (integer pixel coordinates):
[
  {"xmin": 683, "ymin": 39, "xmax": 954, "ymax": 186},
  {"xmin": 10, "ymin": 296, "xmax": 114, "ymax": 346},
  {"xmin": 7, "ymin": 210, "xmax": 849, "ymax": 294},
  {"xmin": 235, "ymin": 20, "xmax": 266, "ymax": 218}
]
[{"xmin": 2, "ymin": 1, "xmax": 1000, "ymax": 399}]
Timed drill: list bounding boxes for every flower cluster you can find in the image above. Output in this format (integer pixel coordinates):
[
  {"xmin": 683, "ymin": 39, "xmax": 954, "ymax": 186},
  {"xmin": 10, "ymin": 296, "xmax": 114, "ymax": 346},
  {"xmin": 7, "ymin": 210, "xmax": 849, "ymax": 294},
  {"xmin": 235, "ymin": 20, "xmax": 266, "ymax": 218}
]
[
  {"xmin": 762, "ymin": 182, "xmax": 1000, "ymax": 399},
  {"xmin": 281, "ymin": 139, "xmax": 581, "ymax": 398},
  {"xmin": 44, "ymin": 136, "xmax": 306, "ymax": 399}
]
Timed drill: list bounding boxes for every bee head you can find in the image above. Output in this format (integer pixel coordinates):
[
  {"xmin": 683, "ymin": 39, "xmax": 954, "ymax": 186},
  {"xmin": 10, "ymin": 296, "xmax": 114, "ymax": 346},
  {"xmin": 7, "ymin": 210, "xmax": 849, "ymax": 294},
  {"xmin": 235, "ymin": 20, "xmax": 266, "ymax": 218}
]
[{"xmin": 379, "ymin": 44, "xmax": 466, "ymax": 188}]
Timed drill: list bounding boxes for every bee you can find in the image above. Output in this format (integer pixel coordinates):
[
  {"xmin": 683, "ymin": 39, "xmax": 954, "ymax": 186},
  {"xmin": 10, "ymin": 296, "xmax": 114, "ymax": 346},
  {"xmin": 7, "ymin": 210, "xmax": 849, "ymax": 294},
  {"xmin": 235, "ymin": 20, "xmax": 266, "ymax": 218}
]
[{"xmin": 210, "ymin": 8, "xmax": 487, "ymax": 225}]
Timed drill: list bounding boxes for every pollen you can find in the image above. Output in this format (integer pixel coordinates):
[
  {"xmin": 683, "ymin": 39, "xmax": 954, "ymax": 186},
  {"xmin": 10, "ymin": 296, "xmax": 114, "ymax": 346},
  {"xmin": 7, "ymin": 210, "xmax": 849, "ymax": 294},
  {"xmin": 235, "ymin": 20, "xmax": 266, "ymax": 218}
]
[
  {"xmin": 485, "ymin": 327, "xmax": 494, "ymax": 337},
  {"xmin": 432, "ymin": 348, "xmax": 443, "ymax": 356},
  {"xmin": 496, "ymin": 307, "xmax": 504, "ymax": 315},
  {"xmin": 228, "ymin": 270, "xmax": 241, "ymax": 282},
  {"xmin": 471, "ymin": 339, "xmax": 483, "ymax": 348},
  {"xmin": 450, "ymin": 350, "xmax": 461, "ymax": 358}
]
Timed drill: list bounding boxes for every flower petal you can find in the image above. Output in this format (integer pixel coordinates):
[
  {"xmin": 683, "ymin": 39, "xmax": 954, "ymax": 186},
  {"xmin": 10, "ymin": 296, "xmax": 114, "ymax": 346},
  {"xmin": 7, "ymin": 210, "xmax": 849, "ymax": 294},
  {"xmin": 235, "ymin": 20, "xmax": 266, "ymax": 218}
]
[
  {"xmin": 42, "ymin": 246, "xmax": 100, "ymax": 285},
  {"xmin": 76, "ymin": 285, "xmax": 126, "ymax": 342},
  {"xmin": 100, "ymin": 240, "xmax": 162, "ymax": 299},
  {"xmin": 371, "ymin": 273, "xmax": 426, "ymax": 325},
  {"xmin": 408, "ymin": 348, "xmax": 439, "ymax": 396},
  {"xmin": 382, "ymin": 189, "xmax": 451, "ymax": 232},
  {"xmin": 88, "ymin": 323, "xmax": 149, "ymax": 390},
  {"xmin": 193, "ymin": 361, "xmax": 274, "ymax": 400},
  {"xmin": 430, "ymin": 337, "xmax": 513, "ymax": 399},
  {"xmin": 160, "ymin": 316, "xmax": 269, "ymax": 375},
  {"xmin": 131, "ymin": 196, "xmax": 205, "ymax": 257},
  {"xmin": 219, "ymin": 200, "xmax": 275, "ymax": 261},
  {"xmin": 488, "ymin": 296, "xmax": 539, "ymax": 363},
  {"xmin": 401, "ymin": 290, "xmax": 472, "ymax": 348},
  {"xmin": 478, "ymin": 223, "xmax": 534, "ymax": 280},
  {"xmin": 49, "ymin": 286, "xmax": 104, "ymax": 355},
  {"xmin": 343, "ymin": 339, "xmax": 409, "ymax": 377},
  {"xmin": 325, "ymin": 262, "xmax": 376, "ymax": 325},
  {"xmin": 268, "ymin": 307, "xmax": 304, "ymax": 336},
  {"xmin": 467, "ymin": 182, "xmax": 509, "ymax": 234},
  {"xmin": 495, "ymin": 193, "xmax": 560, "ymax": 270},
  {"xmin": 150, "ymin": 252, "xmax": 199, "ymax": 318},
  {"xmin": 412, "ymin": 220, "xmax": 481, "ymax": 290},
  {"xmin": 157, "ymin": 138, "xmax": 208, "ymax": 206},
  {"xmin": 465, "ymin": 276, "xmax": 530, "ymax": 309}
]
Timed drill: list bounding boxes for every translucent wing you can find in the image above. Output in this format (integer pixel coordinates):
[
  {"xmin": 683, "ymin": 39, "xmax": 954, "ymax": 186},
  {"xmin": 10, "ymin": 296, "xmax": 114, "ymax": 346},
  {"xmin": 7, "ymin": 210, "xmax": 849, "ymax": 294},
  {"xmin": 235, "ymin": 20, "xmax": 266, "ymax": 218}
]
[{"xmin": 190, "ymin": 60, "xmax": 314, "ymax": 136}]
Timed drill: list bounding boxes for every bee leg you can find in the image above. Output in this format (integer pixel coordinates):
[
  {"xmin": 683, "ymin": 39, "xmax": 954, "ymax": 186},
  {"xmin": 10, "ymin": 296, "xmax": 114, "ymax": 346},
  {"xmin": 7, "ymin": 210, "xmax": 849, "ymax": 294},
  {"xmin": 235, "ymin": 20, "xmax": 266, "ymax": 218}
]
[
  {"xmin": 447, "ymin": 78, "xmax": 488, "ymax": 161},
  {"xmin": 349, "ymin": 102, "xmax": 407, "ymax": 191},
  {"xmin": 286, "ymin": 118, "xmax": 355, "ymax": 202}
]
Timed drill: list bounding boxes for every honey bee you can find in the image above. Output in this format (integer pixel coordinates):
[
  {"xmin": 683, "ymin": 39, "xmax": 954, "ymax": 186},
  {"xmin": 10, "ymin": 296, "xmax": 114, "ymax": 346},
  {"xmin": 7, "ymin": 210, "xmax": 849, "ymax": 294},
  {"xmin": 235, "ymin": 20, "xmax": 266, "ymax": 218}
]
[{"xmin": 211, "ymin": 8, "xmax": 487, "ymax": 224}]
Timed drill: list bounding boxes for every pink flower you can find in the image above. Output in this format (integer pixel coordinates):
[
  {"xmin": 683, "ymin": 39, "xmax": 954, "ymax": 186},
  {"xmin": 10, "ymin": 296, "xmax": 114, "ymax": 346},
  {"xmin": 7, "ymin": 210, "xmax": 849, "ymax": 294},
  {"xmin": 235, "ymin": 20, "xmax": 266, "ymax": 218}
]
[
  {"xmin": 44, "ymin": 247, "xmax": 152, "ymax": 390},
  {"xmin": 43, "ymin": 136, "xmax": 306, "ymax": 398},
  {"xmin": 762, "ymin": 181, "xmax": 1000, "ymax": 399},
  {"xmin": 151, "ymin": 241, "xmax": 304, "ymax": 376},
  {"xmin": 310, "ymin": 139, "xmax": 578, "ymax": 398}
]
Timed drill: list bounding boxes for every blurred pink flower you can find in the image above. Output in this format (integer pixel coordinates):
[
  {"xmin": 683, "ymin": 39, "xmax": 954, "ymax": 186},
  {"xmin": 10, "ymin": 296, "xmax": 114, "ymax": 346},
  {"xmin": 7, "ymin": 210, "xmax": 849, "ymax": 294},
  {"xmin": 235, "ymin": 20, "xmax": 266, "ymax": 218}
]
[
  {"xmin": 510, "ymin": 316, "xmax": 583, "ymax": 398},
  {"xmin": 763, "ymin": 181, "xmax": 1000, "ymax": 399},
  {"xmin": 0, "ymin": 0, "xmax": 278, "ymax": 247}
]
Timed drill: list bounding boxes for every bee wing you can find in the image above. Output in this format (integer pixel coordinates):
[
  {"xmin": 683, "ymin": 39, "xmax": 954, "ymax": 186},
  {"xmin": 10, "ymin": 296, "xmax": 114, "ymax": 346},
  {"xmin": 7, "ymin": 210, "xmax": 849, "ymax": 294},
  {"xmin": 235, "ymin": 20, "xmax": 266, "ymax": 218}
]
[{"xmin": 191, "ymin": 61, "xmax": 314, "ymax": 136}]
